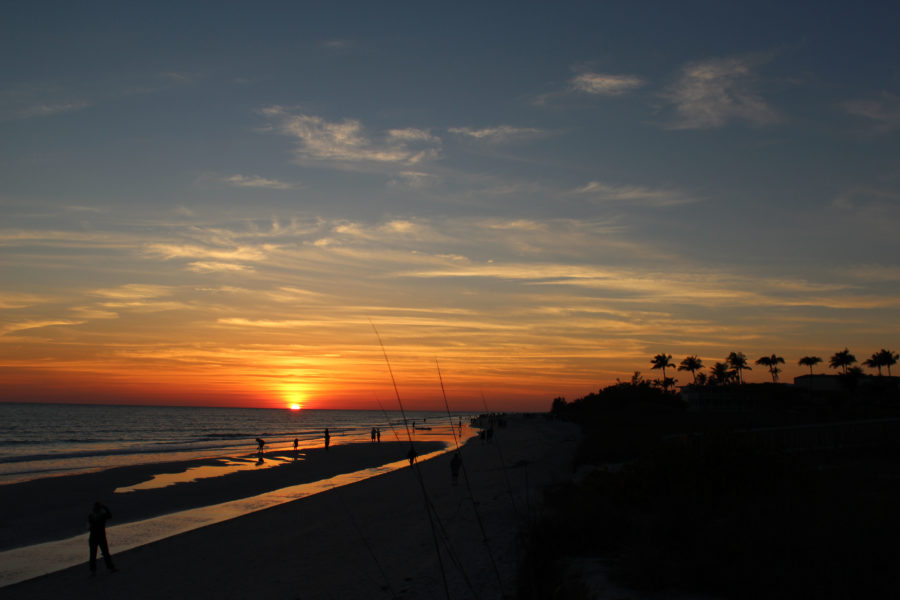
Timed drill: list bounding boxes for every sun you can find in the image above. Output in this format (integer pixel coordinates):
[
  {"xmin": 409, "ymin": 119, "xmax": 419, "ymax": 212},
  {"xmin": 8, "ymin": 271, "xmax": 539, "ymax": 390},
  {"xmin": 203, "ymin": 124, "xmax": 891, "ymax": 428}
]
[{"xmin": 289, "ymin": 403, "xmax": 302, "ymax": 411}]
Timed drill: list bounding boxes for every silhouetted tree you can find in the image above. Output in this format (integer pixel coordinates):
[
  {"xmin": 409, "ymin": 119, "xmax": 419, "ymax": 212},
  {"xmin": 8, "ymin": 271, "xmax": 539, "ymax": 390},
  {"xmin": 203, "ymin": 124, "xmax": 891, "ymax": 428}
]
[
  {"xmin": 709, "ymin": 362, "xmax": 734, "ymax": 386},
  {"xmin": 756, "ymin": 354, "xmax": 785, "ymax": 383},
  {"xmin": 678, "ymin": 355, "xmax": 704, "ymax": 385},
  {"xmin": 650, "ymin": 353, "xmax": 675, "ymax": 392},
  {"xmin": 829, "ymin": 348, "xmax": 856, "ymax": 374},
  {"xmin": 876, "ymin": 348, "xmax": 898, "ymax": 377},
  {"xmin": 551, "ymin": 397, "xmax": 567, "ymax": 415},
  {"xmin": 726, "ymin": 352, "xmax": 752, "ymax": 384},
  {"xmin": 798, "ymin": 356, "xmax": 823, "ymax": 376},
  {"xmin": 863, "ymin": 353, "xmax": 884, "ymax": 376}
]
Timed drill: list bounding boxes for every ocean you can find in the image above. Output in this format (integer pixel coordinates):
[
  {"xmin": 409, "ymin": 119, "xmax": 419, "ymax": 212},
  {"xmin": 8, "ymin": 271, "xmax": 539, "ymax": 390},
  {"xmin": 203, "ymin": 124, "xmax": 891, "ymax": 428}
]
[{"xmin": 0, "ymin": 403, "xmax": 471, "ymax": 486}]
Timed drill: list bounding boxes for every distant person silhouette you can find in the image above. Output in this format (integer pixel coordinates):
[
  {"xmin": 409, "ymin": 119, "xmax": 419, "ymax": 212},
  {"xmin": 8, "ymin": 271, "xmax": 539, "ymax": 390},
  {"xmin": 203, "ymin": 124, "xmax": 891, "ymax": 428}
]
[
  {"xmin": 407, "ymin": 445, "xmax": 417, "ymax": 467},
  {"xmin": 88, "ymin": 501, "xmax": 117, "ymax": 575},
  {"xmin": 256, "ymin": 437, "xmax": 265, "ymax": 454},
  {"xmin": 450, "ymin": 452, "xmax": 462, "ymax": 485},
  {"xmin": 376, "ymin": 428, "xmax": 381, "ymax": 442},
  {"xmin": 293, "ymin": 437, "xmax": 299, "ymax": 459},
  {"xmin": 324, "ymin": 428, "xmax": 330, "ymax": 451},
  {"xmin": 371, "ymin": 427, "xmax": 377, "ymax": 442}
]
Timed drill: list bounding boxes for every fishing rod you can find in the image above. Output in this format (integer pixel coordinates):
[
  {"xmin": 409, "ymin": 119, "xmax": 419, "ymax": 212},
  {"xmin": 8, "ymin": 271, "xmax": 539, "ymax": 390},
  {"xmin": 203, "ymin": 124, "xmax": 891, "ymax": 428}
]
[
  {"xmin": 436, "ymin": 360, "xmax": 504, "ymax": 593},
  {"xmin": 371, "ymin": 322, "xmax": 451, "ymax": 600}
]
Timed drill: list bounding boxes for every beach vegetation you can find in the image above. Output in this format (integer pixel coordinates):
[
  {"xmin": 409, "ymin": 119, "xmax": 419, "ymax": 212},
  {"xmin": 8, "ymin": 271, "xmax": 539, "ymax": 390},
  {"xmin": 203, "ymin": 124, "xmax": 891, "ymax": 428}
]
[
  {"xmin": 521, "ymin": 376, "xmax": 900, "ymax": 599},
  {"xmin": 829, "ymin": 348, "xmax": 856, "ymax": 374},
  {"xmin": 755, "ymin": 353, "xmax": 785, "ymax": 383},
  {"xmin": 677, "ymin": 355, "xmax": 703, "ymax": 384},
  {"xmin": 649, "ymin": 353, "xmax": 675, "ymax": 392},
  {"xmin": 797, "ymin": 355, "xmax": 822, "ymax": 375},
  {"xmin": 726, "ymin": 351, "xmax": 751, "ymax": 384}
]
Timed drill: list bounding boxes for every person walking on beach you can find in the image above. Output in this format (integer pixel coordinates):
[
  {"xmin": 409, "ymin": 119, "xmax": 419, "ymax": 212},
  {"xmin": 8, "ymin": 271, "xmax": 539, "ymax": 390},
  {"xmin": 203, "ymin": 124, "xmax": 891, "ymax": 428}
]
[
  {"xmin": 88, "ymin": 501, "xmax": 117, "ymax": 575},
  {"xmin": 324, "ymin": 428, "xmax": 330, "ymax": 451},
  {"xmin": 407, "ymin": 445, "xmax": 417, "ymax": 467},
  {"xmin": 450, "ymin": 452, "xmax": 462, "ymax": 485},
  {"xmin": 256, "ymin": 437, "xmax": 265, "ymax": 454},
  {"xmin": 293, "ymin": 437, "xmax": 299, "ymax": 460}
]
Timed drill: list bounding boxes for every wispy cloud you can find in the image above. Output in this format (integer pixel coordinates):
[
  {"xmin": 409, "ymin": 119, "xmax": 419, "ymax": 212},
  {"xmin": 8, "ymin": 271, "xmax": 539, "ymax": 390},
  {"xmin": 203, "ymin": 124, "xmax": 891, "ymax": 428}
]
[
  {"xmin": 1, "ymin": 319, "xmax": 84, "ymax": 336},
  {"xmin": 662, "ymin": 56, "xmax": 778, "ymax": 129},
  {"xmin": 145, "ymin": 243, "xmax": 267, "ymax": 263},
  {"xmin": 449, "ymin": 125, "xmax": 544, "ymax": 143},
  {"xmin": 388, "ymin": 170, "xmax": 439, "ymax": 188},
  {"xmin": 570, "ymin": 72, "xmax": 645, "ymax": 96},
  {"xmin": 224, "ymin": 174, "xmax": 296, "ymax": 190},
  {"xmin": 260, "ymin": 106, "xmax": 441, "ymax": 168},
  {"xmin": 843, "ymin": 93, "xmax": 900, "ymax": 133},
  {"xmin": 572, "ymin": 180, "xmax": 695, "ymax": 206},
  {"xmin": 187, "ymin": 261, "xmax": 255, "ymax": 273},
  {"xmin": 13, "ymin": 101, "xmax": 91, "ymax": 119},
  {"xmin": 91, "ymin": 284, "xmax": 173, "ymax": 300}
]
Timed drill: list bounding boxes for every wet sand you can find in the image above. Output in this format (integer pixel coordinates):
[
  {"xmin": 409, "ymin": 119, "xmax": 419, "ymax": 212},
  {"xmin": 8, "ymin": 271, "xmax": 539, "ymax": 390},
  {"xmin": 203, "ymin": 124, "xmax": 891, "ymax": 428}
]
[
  {"xmin": 2, "ymin": 415, "xmax": 578, "ymax": 599},
  {"xmin": 0, "ymin": 440, "xmax": 445, "ymax": 552}
]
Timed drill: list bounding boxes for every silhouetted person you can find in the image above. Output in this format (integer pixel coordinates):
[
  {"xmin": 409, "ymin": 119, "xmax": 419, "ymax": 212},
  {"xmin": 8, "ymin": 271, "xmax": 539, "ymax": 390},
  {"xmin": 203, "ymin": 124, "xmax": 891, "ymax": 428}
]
[
  {"xmin": 324, "ymin": 428, "xmax": 330, "ymax": 451},
  {"xmin": 293, "ymin": 437, "xmax": 299, "ymax": 460},
  {"xmin": 371, "ymin": 427, "xmax": 377, "ymax": 442},
  {"xmin": 450, "ymin": 452, "xmax": 462, "ymax": 485},
  {"xmin": 88, "ymin": 501, "xmax": 116, "ymax": 575},
  {"xmin": 407, "ymin": 445, "xmax": 417, "ymax": 467},
  {"xmin": 256, "ymin": 437, "xmax": 265, "ymax": 454},
  {"xmin": 376, "ymin": 428, "xmax": 381, "ymax": 442}
]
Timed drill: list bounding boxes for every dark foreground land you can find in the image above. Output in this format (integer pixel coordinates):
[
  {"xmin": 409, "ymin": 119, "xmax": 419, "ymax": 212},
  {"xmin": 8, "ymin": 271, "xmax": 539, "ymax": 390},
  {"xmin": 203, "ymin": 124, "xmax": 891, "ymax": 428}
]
[{"xmin": 519, "ymin": 382, "xmax": 900, "ymax": 599}]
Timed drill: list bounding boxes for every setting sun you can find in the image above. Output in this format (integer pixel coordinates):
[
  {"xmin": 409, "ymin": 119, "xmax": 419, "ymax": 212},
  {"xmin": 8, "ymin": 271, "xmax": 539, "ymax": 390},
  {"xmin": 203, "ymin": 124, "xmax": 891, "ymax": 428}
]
[{"xmin": 289, "ymin": 403, "xmax": 301, "ymax": 411}]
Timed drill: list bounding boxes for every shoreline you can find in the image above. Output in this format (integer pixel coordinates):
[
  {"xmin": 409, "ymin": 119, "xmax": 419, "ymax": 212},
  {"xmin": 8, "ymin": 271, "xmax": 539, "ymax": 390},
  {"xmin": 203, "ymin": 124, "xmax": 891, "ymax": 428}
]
[
  {"xmin": 0, "ymin": 439, "xmax": 448, "ymax": 553},
  {"xmin": 2, "ymin": 415, "xmax": 579, "ymax": 599}
]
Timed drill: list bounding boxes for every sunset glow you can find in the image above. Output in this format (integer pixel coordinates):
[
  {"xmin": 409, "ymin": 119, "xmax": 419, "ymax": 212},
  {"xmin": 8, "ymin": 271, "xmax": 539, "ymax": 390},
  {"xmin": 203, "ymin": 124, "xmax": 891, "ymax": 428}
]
[{"xmin": 1, "ymin": 3, "xmax": 898, "ymax": 412}]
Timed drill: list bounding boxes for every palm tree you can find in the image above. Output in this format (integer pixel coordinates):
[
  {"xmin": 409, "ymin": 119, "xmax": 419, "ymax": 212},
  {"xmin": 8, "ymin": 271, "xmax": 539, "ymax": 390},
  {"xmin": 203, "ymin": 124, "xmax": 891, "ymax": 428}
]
[
  {"xmin": 678, "ymin": 355, "xmax": 704, "ymax": 384},
  {"xmin": 829, "ymin": 348, "xmax": 856, "ymax": 375},
  {"xmin": 726, "ymin": 352, "xmax": 752, "ymax": 384},
  {"xmin": 863, "ymin": 352, "xmax": 884, "ymax": 376},
  {"xmin": 876, "ymin": 348, "xmax": 898, "ymax": 377},
  {"xmin": 709, "ymin": 362, "xmax": 733, "ymax": 386},
  {"xmin": 798, "ymin": 356, "xmax": 823, "ymax": 376},
  {"xmin": 650, "ymin": 353, "xmax": 675, "ymax": 391},
  {"xmin": 756, "ymin": 354, "xmax": 785, "ymax": 383}
]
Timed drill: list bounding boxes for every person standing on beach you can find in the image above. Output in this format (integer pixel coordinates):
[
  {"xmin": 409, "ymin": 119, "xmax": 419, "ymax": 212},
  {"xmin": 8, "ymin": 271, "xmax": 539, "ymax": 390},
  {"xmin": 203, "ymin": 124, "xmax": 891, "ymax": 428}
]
[
  {"xmin": 376, "ymin": 428, "xmax": 381, "ymax": 442},
  {"xmin": 256, "ymin": 437, "xmax": 265, "ymax": 454},
  {"xmin": 88, "ymin": 501, "xmax": 117, "ymax": 575},
  {"xmin": 371, "ymin": 427, "xmax": 377, "ymax": 442},
  {"xmin": 407, "ymin": 445, "xmax": 417, "ymax": 467},
  {"xmin": 450, "ymin": 452, "xmax": 462, "ymax": 485},
  {"xmin": 324, "ymin": 428, "xmax": 330, "ymax": 451},
  {"xmin": 293, "ymin": 437, "xmax": 299, "ymax": 460}
]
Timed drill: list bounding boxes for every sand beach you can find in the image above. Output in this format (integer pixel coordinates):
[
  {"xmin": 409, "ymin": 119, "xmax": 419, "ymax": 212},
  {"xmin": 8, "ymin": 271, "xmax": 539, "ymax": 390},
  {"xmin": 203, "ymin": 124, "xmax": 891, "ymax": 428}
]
[{"xmin": 2, "ymin": 415, "xmax": 578, "ymax": 599}]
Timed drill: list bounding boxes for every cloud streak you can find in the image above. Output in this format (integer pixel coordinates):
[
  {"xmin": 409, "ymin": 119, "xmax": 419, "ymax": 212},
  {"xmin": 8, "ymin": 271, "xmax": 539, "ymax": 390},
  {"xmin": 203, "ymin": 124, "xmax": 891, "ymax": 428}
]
[
  {"xmin": 570, "ymin": 72, "xmax": 645, "ymax": 96},
  {"xmin": 224, "ymin": 174, "xmax": 296, "ymax": 190},
  {"xmin": 260, "ymin": 106, "xmax": 441, "ymax": 168}
]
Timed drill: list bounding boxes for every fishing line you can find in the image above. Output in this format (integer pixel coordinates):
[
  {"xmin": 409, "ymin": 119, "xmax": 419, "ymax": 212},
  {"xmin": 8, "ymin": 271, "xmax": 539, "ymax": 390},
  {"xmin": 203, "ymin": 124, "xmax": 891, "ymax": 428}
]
[
  {"xmin": 371, "ymin": 321, "xmax": 451, "ymax": 600},
  {"xmin": 436, "ymin": 360, "xmax": 504, "ymax": 592}
]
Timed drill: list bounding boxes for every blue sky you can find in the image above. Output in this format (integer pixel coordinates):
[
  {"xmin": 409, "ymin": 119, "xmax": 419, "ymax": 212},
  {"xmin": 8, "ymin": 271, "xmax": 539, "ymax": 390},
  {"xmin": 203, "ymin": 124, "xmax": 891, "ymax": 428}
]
[{"xmin": 1, "ymin": 1, "xmax": 899, "ymax": 409}]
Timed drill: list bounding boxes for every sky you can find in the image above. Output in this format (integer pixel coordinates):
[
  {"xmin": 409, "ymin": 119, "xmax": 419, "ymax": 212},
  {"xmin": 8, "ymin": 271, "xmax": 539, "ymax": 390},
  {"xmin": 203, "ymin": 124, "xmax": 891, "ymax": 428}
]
[{"xmin": 2, "ymin": 1, "xmax": 899, "ymax": 411}]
